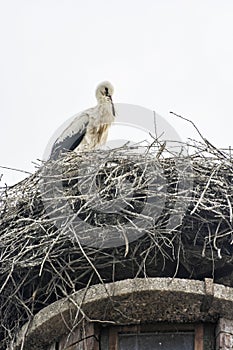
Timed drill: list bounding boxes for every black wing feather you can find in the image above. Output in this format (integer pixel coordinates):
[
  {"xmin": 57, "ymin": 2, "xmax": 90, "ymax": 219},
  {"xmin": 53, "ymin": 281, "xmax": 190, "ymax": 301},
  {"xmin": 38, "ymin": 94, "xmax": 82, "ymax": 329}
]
[{"xmin": 50, "ymin": 118, "xmax": 89, "ymax": 160}]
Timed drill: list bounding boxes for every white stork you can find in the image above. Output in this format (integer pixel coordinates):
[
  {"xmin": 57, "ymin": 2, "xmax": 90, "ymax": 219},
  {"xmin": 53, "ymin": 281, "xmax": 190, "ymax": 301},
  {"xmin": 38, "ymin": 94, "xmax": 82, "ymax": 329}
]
[{"xmin": 50, "ymin": 81, "xmax": 115, "ymax": 159}]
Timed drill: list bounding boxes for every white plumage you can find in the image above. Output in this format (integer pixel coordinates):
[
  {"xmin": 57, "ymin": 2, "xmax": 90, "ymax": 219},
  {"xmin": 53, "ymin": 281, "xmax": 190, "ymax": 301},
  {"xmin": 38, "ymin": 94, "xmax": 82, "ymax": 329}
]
[{"xmin": 50, "ymin": 81, "xmax": 115, "ymax": 159}]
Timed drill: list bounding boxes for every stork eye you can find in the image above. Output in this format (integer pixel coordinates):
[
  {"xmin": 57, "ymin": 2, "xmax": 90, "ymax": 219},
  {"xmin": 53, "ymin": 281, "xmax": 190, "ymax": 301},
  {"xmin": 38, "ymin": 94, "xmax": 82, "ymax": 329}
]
[{"xmin": 105, "ymin": 87, "xmax": 109, "ymax": 96}]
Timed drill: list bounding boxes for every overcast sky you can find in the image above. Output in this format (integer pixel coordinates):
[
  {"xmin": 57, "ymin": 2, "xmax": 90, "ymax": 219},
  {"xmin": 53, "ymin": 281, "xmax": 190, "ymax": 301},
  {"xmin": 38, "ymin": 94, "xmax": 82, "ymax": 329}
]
[{"xmin": 1, "ymin": 0, "xmax": 233, "ymax": 185}]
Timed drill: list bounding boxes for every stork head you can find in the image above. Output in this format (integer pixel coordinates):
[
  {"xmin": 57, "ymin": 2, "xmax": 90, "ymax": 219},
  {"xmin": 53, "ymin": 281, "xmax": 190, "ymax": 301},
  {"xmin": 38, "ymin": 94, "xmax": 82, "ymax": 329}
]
[
  {"xmin": 95, "ymin": 81, "xmax": 115, "ymax": 116},
  {"xmin": 95, "ymin": 81, "xmax": 114, "ymax": 102}
]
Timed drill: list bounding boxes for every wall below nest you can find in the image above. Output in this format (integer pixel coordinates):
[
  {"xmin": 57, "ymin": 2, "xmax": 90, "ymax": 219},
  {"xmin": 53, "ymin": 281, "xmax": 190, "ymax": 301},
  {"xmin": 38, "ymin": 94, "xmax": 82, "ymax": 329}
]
[{"xmin": 12, "ymin": 277, "xmax": 233, "ymax": 350}]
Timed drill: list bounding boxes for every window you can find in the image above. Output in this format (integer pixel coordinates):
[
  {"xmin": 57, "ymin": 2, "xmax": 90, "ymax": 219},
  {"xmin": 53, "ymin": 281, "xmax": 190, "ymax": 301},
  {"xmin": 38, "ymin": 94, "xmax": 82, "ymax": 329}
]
[
  {"xmin": 101, "ymin": 324, "xmax": 205, "ymax": 350},
  {"xmin": 118, "ymin": 332, "xmax": 194, "ymax": 350}
]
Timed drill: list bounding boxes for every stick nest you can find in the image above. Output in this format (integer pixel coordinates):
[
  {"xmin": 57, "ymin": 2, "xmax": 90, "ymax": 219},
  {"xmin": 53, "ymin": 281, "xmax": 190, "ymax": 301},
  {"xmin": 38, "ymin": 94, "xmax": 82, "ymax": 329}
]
[{"xmin": 0, "ymin": 141, "xmax": 232, "ymax": 348}]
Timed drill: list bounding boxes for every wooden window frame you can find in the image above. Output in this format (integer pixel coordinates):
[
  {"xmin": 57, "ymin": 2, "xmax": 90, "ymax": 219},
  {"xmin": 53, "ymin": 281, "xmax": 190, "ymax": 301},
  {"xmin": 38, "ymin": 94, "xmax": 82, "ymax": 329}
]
[{"xmin": 107, "ymin": 323, "xmax": 204, "ymax": 350}]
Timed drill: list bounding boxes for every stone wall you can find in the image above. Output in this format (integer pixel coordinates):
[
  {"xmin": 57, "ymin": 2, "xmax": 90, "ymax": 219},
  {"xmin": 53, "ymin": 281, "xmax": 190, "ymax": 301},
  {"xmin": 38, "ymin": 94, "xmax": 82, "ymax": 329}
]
[
  {"xmin": 12, "ymin": 278, "xmax": 233, "ymax": 350},
  {"xmin": 216, "ymin": 318, "xmax": 233, "ymax": 350}
]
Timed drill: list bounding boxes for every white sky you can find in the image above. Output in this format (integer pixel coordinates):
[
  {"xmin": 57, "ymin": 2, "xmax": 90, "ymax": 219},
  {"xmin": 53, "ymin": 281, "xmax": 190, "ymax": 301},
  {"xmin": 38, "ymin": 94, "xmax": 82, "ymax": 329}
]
[{"xmin": 1, "ymin": 0, "xmax": 233, "ymax": 185}]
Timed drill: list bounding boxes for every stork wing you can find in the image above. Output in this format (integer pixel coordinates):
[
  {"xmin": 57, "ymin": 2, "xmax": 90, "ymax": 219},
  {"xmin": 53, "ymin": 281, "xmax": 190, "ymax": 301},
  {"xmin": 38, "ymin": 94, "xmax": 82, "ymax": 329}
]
[{"xmin": 50, "ymin": 112, "xmax": 90, "ymax": 160}]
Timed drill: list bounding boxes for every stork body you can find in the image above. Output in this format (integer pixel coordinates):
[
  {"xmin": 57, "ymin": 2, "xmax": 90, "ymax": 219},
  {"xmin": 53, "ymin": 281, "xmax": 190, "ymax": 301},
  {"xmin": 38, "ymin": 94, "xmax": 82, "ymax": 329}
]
[{"xmin": 50, "ymin": 81, "xmax": 115, "ymax": 159}]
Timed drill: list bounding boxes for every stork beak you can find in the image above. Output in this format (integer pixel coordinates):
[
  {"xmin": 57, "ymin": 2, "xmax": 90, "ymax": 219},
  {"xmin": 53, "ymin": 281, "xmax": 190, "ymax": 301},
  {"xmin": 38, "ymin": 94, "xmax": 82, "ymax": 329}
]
[
  {"xmin": 109, "ymin": 95, "xmax": 115, "ymax": 117},
  {"xmin": 109, "ymin": 96, "xmax": 116, "ymax": 117}
]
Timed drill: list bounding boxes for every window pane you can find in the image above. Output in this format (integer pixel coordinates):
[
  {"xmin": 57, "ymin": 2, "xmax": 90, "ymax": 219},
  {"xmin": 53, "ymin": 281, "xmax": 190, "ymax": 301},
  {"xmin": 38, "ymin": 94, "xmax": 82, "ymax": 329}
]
[{"xmin": 119, "ymin": 332, "xmax": 194, "ymax": 350}]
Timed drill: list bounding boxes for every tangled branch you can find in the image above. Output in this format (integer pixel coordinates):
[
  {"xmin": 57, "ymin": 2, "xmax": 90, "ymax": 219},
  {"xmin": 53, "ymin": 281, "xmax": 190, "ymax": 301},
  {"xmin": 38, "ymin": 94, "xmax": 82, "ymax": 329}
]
[{"xmin": 0, "ymin": 139, "xmax": 232, "ymax": 349}]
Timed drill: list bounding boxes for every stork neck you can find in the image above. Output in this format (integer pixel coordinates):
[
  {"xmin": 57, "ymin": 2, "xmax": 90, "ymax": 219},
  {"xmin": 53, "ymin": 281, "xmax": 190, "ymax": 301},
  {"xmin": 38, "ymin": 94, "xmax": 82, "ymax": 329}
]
[
  {"xmin": 97, "ymin": 98, "xmax": 112, "ymax": 108},
  {"xmin": 97, "ymin": 99, "xmax": 115, "ymax": 122}
]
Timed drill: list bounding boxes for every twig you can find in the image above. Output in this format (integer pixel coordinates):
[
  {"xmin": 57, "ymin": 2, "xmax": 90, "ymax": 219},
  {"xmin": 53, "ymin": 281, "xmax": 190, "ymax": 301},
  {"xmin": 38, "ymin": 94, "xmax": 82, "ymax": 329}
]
[{"xmin": 0, "ymin": 165, "xmax": 32, "ymax": 175}]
